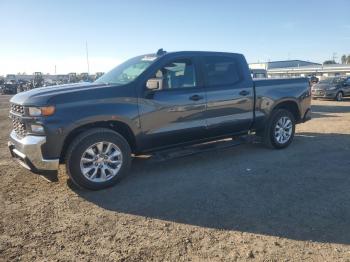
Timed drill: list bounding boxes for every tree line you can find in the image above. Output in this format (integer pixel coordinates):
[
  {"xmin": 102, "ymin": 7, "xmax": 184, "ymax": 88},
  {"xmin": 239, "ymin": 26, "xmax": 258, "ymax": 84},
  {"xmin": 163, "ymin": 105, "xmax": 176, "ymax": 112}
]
[
  {"xmin": 341, "ymin": 55, "xmax": 350, "ymax": 64},
  {"xmin": 323, "ymin": 55, "xmax": 350, "ymax": 65}
]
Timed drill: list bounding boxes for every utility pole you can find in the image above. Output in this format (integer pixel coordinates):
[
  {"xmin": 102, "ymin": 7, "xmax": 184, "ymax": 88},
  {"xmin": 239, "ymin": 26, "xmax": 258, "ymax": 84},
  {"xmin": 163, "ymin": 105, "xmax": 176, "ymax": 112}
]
[
  {"xmin": 86, "ymin": 41, "xmax": 90, "ymax": 74},
  {"xmin": 332, "ymin": 52, "xmax": 337, "ymax": 63},
  {"xmin": 54, "ymin": 65, "xmax": 56, "ymax": 75}
]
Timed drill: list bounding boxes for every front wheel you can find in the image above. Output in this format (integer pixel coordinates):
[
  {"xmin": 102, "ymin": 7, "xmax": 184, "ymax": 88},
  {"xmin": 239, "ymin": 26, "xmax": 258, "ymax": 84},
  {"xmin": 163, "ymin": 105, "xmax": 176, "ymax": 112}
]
[
  {"xmin": 65, "ymin": 128, "xmax": 131, "ymax": 190},
  {"xmin": 263, "ymin": 109, "xmax": 296, "ymax": 149},
  {"xmin": 335, "ymin": 92, "xmax": 343, "ymax": 102}
]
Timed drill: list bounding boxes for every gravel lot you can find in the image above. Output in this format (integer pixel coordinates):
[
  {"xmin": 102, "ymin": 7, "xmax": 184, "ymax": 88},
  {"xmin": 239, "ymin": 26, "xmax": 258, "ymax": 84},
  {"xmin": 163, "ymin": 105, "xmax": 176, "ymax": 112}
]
[{"xmin": 1, "ymin": 94, "xmax": 350, "ymax": 261}]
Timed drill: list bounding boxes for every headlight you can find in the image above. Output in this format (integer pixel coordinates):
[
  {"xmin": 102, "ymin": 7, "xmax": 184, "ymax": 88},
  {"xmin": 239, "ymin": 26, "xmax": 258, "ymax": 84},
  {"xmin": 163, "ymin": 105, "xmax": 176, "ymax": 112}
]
[
  {"xmin": 28, "ymin": 106, "xmax": 55, "ymax": 116},
  {"xmin": 327, "ymin": 86, "xmax": 337, "ymax": 90},
  {"xmin": 28, "ymin": 107, "xmax": 41, "ymax": 116}
]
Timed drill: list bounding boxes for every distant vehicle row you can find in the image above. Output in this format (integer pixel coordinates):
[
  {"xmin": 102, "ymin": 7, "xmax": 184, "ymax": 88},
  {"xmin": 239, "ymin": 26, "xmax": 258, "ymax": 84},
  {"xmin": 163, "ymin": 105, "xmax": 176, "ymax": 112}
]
[{"xmin": 0, "ymin": 72, "xmax": 105, "ymax": 94}]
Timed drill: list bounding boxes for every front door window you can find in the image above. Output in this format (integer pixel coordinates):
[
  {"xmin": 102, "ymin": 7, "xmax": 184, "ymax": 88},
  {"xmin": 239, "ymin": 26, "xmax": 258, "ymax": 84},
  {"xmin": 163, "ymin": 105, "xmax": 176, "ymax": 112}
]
[{"xmin": 156, "ymin": 59, "xmax": 197, "ymax": 89}]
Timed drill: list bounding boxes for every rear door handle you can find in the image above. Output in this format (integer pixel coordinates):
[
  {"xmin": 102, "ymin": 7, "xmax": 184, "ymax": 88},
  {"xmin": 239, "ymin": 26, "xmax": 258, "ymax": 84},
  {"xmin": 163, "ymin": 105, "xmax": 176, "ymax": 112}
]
[
  {"xmin": 189, "ymin": 94, "xmax": 203, "ymax": 101},
  {"xmin": 239, "ymin": 90, "xmax": 250, "ymax": 96}
]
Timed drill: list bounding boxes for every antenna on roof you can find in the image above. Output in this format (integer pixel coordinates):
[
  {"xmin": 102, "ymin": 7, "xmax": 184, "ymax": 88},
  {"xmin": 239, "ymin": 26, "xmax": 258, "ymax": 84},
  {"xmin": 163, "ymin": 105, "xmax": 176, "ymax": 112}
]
[{"xmin": 156, "ymin": 48, "xmax": 166, "ymax": 56}]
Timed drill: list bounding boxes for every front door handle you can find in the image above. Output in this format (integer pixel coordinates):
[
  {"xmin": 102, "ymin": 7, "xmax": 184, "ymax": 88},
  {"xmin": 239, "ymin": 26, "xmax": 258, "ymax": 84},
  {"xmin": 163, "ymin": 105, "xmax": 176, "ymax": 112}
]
[
  {"xmin": 239, "ymin": 90, "xmax": 250, "ymax": 96},
  {"xmin": 189, "ymin": 94, "xmax": 203, "ymax": 101}
]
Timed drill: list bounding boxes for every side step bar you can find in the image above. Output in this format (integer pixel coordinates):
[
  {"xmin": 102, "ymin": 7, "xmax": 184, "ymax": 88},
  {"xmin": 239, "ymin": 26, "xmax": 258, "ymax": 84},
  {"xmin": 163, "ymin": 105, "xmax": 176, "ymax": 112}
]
[{"xmin": 149, "ymin": 135, "xmax": 258, "ymax": 162}]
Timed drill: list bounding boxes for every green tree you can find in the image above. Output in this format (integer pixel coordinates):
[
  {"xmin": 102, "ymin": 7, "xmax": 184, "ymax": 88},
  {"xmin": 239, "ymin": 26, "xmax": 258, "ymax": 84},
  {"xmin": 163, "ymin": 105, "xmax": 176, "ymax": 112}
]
[
  {"xmin": 347, "ymin": 55, "xmax": 350, "ymax": 64},
  {"xmin": 341, "ymin": 54, "xmax": 347, "ymax": 64},
  {"xmin": 323, "ymin": 60, "xmax": 337, "ymax": 65}
]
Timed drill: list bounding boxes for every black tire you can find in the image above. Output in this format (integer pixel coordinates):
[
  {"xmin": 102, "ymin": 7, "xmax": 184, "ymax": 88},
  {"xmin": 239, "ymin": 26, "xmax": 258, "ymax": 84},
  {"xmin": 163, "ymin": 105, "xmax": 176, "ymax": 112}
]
[
  {"xmin": 335, "ymin": 92, "xmax": 343, "ymax": 102},
  {"xmin": 65, "ymin": 128, "xmax": 131, "ymax": 190},
  {"xmin": 263, "ymin": 109, "xmax": 296, "ymax": 149}
]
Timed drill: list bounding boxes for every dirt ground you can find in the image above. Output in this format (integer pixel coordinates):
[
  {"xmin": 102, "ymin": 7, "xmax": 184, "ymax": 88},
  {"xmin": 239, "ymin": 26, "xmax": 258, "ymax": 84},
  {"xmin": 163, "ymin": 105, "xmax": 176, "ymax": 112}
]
[{"xmin": 1, "ymin": 94, "xmax": 350, "ymax": 261}]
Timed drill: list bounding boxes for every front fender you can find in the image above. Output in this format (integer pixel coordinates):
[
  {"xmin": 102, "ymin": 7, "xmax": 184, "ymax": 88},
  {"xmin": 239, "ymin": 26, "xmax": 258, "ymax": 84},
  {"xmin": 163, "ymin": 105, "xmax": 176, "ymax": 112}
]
[{"xmin": 41, "ymin": 98, "xmax": 141, "ymax": 159}]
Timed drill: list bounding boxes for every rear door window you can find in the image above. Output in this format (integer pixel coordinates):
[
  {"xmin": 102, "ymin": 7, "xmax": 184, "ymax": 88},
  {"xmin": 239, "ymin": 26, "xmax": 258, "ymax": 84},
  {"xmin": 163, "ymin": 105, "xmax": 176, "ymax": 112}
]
[{"xmin": 202, "ymin": 56, "xmax": 243, "ymax": 87}]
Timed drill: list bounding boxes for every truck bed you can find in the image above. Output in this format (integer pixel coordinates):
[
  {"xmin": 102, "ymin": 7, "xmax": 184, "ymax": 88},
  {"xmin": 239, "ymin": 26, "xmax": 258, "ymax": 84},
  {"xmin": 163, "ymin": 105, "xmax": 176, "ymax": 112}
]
[{"xmin": 252, "ymin": 77, "xmax": 311, "ymax": 129}]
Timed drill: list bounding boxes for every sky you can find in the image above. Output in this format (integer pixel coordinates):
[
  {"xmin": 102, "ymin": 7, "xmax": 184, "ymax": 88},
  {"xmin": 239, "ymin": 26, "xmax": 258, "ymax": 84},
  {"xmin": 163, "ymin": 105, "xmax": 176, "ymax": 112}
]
[{"xmin": 0, "ymin": 0, "xmax": 349, "ymax": 75}]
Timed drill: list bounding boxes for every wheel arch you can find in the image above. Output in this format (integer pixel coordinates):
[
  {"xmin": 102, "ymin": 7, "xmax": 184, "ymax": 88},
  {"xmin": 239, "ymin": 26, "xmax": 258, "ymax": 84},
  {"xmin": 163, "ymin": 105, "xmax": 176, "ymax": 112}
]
[
  {"xmin": 60, "ymin": 120, "xmax": 137, "ymax": 163},
  {"xmin": 271, "ymin": 100, "xmax": 301, "ymax": 122}
]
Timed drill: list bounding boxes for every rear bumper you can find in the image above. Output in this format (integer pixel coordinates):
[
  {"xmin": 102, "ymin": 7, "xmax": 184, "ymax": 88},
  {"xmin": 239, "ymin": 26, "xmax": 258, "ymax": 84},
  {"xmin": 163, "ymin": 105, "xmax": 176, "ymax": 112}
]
[{"xmin": 8, "ymin": 130, "xmax": 59, "ymax": 174}]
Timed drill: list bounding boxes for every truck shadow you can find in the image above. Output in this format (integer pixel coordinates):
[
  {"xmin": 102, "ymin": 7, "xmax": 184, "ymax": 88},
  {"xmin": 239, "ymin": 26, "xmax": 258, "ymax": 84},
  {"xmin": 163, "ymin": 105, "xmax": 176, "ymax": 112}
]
[
  {"xmin": 311, "ymin": 112, "xmax": 339, "ymax": 119},
  {"xmin": 312, "ymin": 100, "xmax": 350, "ymax": 114},
  {"xmin": 311, "ymin": 100, "xmax": 350, "ymax": 118},
  {"xmin": 70, "ymin": 132, "xmax": 350, "ymax": 245}
]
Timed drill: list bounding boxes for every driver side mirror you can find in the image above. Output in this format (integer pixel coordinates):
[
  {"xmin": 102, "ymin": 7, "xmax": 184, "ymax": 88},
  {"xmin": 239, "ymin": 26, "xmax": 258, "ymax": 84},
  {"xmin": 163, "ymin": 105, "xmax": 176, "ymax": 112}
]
[{"xmin": 146, "ymin": 78, "xmax": 163, "ymax": 90}]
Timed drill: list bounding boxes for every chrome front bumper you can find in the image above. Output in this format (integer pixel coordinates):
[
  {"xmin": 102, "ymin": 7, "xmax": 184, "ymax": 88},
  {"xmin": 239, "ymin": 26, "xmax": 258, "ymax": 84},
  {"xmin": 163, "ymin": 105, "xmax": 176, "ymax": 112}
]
[{"xmin": 8, "ymin": 130, "xmax": 59, "ymax": 173}]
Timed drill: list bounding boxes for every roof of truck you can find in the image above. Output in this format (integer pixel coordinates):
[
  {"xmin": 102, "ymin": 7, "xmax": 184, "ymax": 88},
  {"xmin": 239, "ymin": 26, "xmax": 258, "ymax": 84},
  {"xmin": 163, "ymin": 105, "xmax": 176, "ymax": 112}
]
[{"xmin": 161, "ymin": 50, "xmax": 244, "ymax": 56}]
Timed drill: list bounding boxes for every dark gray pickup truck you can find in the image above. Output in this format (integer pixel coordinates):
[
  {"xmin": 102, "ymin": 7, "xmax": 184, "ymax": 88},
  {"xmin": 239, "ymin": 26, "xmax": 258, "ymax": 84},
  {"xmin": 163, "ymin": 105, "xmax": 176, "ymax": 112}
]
[{"xmin": 8, "ymin": 50, "xmax": 311, "ymax": 190}]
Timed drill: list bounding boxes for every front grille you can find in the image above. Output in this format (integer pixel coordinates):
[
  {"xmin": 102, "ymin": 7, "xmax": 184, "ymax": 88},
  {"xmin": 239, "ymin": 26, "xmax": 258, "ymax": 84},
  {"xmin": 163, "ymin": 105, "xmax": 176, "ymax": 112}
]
[
  {"xmin": 11, "ymin": 116, "xmax": 26, "ymax": 137},
  {"xmin": 10, "ymin": 103, "xmax": 25, "ymax": 115}
]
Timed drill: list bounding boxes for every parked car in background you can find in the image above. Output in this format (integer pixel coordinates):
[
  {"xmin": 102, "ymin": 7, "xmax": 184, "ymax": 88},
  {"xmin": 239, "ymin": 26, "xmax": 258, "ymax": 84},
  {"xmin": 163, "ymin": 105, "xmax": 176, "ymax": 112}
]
[
  {"xmin": 79, "ymin": 73, "xmax": 93, "ymax": 82},
  {"xmin": 8, "ymin": 50, "xmax": 311, "ymax": 190},
  {"xmin": 17, "ymin": 80, "xmax": 30, "ymax": 93},
  {"xmin": 0, "ymin": 78, "xmax": 4, "ymax": 91},
  {"xmin": 43, "ymin": 79, "xmax": 58, "ymax": 87},
  {"xmin": 251, "ymin": 68, "xmax": 267, "ymax": 79},
  {"xmin": 1, "ymin": 80, "xmax": 18, "ymax": 94},
  {"xmin": 312, "ymin": 77, "xmax": 350, "ymax": 101}
]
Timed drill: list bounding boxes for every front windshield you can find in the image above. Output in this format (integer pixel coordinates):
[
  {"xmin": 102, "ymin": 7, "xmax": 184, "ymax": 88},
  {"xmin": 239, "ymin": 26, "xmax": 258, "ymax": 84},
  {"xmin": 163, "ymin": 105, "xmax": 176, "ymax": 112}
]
[{"xmin": 95, "ymin": 55, "xmax": 158, "ymax": 85}]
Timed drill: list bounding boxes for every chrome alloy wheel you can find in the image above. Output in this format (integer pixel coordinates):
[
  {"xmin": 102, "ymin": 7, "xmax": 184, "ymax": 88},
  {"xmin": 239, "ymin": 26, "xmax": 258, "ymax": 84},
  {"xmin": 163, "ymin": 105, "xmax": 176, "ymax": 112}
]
[
  {"xmin": 274, "ymin": 116, "xmax": 293, "ymax": 144},
  {"xmin": 79, "ymin": 141, "xmax": 123, "ymax": 182}
]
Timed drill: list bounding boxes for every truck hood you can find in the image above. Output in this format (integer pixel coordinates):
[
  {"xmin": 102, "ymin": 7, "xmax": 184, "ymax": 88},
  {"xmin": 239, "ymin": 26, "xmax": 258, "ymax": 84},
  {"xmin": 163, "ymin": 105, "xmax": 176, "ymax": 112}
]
[{"xmin": 10, "ymin": 82, "xmax": 110, "ymax": 106}]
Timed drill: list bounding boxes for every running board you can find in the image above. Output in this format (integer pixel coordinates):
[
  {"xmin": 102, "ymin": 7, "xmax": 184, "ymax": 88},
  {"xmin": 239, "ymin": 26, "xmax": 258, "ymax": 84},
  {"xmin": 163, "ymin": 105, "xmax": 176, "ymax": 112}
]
[{"xmin": 149, "ymin": 135, "xmax": 257, "ymax": 162}]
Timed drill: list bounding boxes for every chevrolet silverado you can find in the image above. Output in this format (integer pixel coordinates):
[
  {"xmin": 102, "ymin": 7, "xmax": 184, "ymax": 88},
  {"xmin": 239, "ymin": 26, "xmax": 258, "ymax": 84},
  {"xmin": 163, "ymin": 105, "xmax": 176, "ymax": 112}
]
[{"xmin": 8, "ymin": 50, "xmax": 311, "ymax": 190}]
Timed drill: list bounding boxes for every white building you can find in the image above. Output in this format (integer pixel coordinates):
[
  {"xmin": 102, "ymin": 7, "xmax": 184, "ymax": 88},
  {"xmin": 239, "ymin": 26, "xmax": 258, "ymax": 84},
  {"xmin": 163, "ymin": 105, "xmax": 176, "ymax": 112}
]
[
  {"xmin": 249, "ymin": 60, "xmax": 350, "ymax": 79},
  {"xmin": 267, "ymin": 64, "xmax": 350, "ymax": 79},
  {"xmin": 249, "ymin": 60, "xmax": 321, "ymax": 70}
]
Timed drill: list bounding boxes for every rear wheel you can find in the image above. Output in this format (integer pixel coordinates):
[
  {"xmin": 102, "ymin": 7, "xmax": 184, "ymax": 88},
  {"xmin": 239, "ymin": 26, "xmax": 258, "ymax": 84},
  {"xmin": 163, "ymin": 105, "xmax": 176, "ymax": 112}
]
[
  {"xmin": 335, "ymin": 92, "xmax": 343, "ymax": 101},
  {"xmin": 65, "ymin": 128, "xmax": 131, "ymax": 190},
  {"xmin": 263, "ymin": 109, "xmax": 295, "ymax": 149}
]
